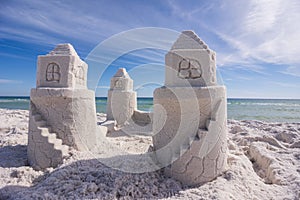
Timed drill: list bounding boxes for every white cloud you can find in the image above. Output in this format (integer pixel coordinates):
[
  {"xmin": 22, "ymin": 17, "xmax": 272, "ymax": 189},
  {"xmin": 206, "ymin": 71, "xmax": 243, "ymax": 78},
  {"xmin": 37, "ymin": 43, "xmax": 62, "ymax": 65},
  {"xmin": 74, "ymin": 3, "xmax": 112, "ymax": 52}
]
[
  {"xmin": 279, "ymin": 66, "xmax": 300, "ymax": 77},
  {"xmin": 244, "ymin": 0, "xmax": 282, "ymax": 34},
  {"xmin": 0, "ymin": 0, "xmax": 184, "ymax": 49},
  {"xmin": 0, "ymin": 1, "xmax": 137, "ymax": 46},
  {"xmin": 202, "ymin": 0, "xmax": 300, "ymax": 76},
  {"xmin": 269, "ymin": 80, "xmax": 300, "ymax": 88},
  {"xmin": 1, "ymin": 0, "xmax": 299, "ymax": 99},
  {"xmin": 164, "ymin": 0, "xmax": 300, "ymax": 78}
]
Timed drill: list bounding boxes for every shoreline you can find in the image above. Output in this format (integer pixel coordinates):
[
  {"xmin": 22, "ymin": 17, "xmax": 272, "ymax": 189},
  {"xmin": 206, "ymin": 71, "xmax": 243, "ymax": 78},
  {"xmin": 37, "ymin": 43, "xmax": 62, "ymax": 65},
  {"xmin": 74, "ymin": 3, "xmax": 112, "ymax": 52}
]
[
  {"xmin": 1, "ymin": 107, "xmax": 300, "ymax": 124},
  {"xmin": 1, "ymin": 97, "xmax": 300, "ymax": 124}
]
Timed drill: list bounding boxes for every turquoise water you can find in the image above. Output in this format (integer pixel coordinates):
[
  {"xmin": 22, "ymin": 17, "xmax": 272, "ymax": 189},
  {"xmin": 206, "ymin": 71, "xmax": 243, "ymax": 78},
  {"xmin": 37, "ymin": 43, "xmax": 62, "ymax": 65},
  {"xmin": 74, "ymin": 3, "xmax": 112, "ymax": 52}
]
[
  {"xmin": 227, "ymin": 99, "xmax": 300, "ymax": 122},
  {"xmin": 0, "ymin": 97, "xmax": 299, "ymax": 123},
  {"xmin": 0, "ymin": 97, "xmax": 30, "ymax": 110}
]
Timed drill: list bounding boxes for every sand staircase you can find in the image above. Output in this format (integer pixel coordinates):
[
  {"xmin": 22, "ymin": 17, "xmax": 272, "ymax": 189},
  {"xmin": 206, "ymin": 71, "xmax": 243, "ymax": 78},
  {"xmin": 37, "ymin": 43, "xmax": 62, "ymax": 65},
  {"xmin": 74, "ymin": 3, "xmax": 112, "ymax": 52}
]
[
  {"xmin": 153, "ymin": 125, "xmax": 201, "ymax": 167},
  {"xmin": 28, "ymin": 108, "xmax": 69, "ymax": 169},
  {"xmin": 154, "ymin": 99, "xmax": 224, "ymax": 168},
  {"xmin": 170, "ymin": 132, "xmax": 200, "ymax": 163}
]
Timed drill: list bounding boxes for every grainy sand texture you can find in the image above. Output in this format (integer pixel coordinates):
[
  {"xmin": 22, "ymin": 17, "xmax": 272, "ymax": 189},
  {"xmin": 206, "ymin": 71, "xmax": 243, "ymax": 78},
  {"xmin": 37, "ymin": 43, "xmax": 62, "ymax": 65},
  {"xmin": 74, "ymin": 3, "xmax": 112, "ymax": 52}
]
[{"xmin": 0, "ymin": 109, "xmax": 299, "ymax": 199}]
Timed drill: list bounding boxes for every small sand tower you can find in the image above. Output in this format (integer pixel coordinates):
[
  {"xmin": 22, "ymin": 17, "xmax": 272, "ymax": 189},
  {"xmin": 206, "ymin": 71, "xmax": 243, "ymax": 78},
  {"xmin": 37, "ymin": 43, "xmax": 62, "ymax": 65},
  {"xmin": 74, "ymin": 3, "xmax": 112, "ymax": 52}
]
[
  {"xmin": 28, "ymin": 44, "xmax": 98, "ymax": 169},
  {"xmin": 152, "ymin": 31, "xmax": 227, "ymax": 186},
  {"xmin": 106, "ymin": 68, "xmax": 137, "ymax": 126}
]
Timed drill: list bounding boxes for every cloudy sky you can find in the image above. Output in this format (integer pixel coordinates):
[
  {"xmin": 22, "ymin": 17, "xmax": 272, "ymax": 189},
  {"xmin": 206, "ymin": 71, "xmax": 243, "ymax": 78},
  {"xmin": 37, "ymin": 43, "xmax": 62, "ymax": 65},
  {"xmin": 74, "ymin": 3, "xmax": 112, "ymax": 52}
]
[{"xmin": 1, "ymin": 0, "xmax": 300, "ymax": 98}]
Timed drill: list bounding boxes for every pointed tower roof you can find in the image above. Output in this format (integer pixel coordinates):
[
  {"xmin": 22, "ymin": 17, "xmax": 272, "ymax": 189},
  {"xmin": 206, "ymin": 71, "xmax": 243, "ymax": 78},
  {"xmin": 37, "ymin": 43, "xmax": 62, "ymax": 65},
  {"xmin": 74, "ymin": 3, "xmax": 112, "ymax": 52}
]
[
  {"xmin": 48, "ymin": 43, "xmax": 79, "ymax": 56},
  {"xmin": 171, "ymin": 30, "xmax": 210, "ymax": 51},
  {"xmin": 113, "ymin": 68, "xmax": 130, "ymax": 78}
]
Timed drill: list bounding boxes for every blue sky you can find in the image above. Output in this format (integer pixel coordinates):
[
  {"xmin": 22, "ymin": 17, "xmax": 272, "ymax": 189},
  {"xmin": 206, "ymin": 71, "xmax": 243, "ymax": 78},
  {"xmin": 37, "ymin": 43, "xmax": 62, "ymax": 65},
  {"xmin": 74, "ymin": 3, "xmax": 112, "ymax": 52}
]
[{"xmin": 0, "ymin": 0, "xmax": 300, "ymax": 98}]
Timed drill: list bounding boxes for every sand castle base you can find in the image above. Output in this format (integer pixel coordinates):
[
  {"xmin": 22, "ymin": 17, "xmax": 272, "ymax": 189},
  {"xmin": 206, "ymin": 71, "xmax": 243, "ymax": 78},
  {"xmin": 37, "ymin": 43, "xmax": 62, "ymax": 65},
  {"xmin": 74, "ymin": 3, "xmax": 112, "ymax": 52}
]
[{"xmin": 28, "ymin": 88, "xmax": 98, "ymax": 169}]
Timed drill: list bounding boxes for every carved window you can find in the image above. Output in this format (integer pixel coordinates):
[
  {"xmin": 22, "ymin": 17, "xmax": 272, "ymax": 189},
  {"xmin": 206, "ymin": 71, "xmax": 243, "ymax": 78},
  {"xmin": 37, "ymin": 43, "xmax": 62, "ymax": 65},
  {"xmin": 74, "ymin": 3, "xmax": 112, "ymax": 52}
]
[
  {"xmin": 178, "ymin": 58, "xmax": 202, "ymax": 79},
  {"xmin": 114, "ymin": 80, "xmax": 123, "ymax": 88},
  {"xmin": 46, "ymin": 63, "xmax": 60, "ymax": 82}
]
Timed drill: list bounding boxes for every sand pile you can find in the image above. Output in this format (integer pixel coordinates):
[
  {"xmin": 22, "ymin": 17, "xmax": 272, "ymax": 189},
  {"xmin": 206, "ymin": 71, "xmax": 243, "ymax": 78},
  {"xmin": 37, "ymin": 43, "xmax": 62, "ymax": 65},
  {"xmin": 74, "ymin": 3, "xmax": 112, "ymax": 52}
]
[{"xmin": 0, "ymin": 109, "xmax": 299, "ymax": 199}]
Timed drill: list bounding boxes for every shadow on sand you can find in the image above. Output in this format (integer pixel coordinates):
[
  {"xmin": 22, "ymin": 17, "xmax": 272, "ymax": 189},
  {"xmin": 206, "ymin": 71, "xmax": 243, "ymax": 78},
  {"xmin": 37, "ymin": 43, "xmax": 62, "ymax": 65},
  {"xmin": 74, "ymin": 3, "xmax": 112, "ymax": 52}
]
[
  {"xmin": 0, "ymin": 145, "xmax": 28, "ymax": 168},
  {"xmin": 0, "ymin": 153, "xmax": 183, "ymax": 199}
]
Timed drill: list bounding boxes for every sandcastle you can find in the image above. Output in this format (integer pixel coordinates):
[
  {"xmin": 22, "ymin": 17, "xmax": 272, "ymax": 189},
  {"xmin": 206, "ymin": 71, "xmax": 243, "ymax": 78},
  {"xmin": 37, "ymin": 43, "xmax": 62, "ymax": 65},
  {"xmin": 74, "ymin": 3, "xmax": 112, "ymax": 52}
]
[
  {"xmin": 106, "ymin": 68, "xmax": 137, "ymax": 126},
  {"xmin": 104, "ymin": 68, "xmax": 153, "ymax": 135},
  {"xmin": 28, "ymin": 44, "xmax": 98, "ymax": 169},
  {"xmin": 152, "ymin": 31, "xmax": 227, "ymax": 186},
  {"xmin": 28, "ymin": 31, "xmax": 227, "ymax": 186}
]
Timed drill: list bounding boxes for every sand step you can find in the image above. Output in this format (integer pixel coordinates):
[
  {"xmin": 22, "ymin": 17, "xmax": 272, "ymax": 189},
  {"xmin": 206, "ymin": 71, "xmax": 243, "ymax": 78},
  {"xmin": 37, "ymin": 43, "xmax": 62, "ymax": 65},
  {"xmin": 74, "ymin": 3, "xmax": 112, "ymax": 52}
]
[
  {"xmin": 53, "ymin": 139, "xmax": 63, "ymax": 149},
  {"xmin": 38, "ymin": 128, "xmax": 62, "ymax": 146},
  {"xmin": 171, "ymin": 129, "xmax": 201, "ymax": 162},
  {"xmin": 51, "ymin": 137, "xmax": 62, "ymax": 146},
  {"xmin": 44, "ymin": 133, "xmax": 68, "ymax": 157},
  {"xmin": 39, "ymin": 128, "xmax": 53, "ymax": 137},
  {"xmin": 32, "ymin": 110, "xmax": 70, "ymax": 167},
  {"xmin": 60, "ymin": 145, "xmax": 69, "ymax": 157},
  {"xmin": 48, "ymin": 133, "xmax": 57, "ymax": 141},
  {"xmin": 44, "ymin": 126, "xmax": 52, "ymax": 132},
  {"xmin": 171, "ymin": 137, "xmax": 192, "ymax": 162}
]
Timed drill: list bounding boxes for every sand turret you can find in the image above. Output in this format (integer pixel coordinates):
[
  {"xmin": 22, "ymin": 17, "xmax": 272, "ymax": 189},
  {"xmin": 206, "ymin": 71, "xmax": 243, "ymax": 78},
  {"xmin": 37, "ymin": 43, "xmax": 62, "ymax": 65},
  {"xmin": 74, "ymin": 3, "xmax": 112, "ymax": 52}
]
[
  {"xmin": 152, "ymin": 31, "xmax": 227, "ymax": 186},
  {"xmin": 28, "ymin": 44, "xmax": 98, "ymax": 169},
  {"xmin": 106, "ymin": 68, "xmax": 137, "ymax": 126}
]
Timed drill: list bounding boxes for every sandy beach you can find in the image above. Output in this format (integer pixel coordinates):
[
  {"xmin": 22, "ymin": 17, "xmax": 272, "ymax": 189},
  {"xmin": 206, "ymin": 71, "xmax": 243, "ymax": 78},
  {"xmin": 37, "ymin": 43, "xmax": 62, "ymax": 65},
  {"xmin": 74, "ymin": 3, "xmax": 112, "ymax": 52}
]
[
  {"xmin": 0, "ymin": 108, "xmax": 298, "ymax": 199},
  {"xmin": 1, "ymin": 0, "xmax": 300, "ymax": 199}
]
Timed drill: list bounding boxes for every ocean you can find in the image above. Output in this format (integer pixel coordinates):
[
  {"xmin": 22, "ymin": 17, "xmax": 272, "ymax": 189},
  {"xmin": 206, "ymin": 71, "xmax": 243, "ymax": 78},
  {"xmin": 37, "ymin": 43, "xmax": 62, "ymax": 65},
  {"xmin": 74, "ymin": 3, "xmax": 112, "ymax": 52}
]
[{"xmin": 0, "ymin": 97, "xmax": 299, "ymax": 123}]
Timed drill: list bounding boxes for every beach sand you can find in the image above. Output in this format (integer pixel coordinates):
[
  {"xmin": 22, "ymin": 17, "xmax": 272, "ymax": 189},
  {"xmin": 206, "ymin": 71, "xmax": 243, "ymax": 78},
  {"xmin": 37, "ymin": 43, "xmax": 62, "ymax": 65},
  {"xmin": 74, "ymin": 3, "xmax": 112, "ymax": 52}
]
[{"xmin": 0, "ymin": 108, "xmax": 299, "ymax": 199}]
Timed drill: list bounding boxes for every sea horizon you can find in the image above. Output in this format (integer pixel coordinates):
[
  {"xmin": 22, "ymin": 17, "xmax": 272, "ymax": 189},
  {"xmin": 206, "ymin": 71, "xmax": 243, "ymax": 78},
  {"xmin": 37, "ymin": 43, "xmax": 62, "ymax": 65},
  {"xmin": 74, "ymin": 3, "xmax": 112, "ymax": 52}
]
[
  {"xmin": 0, "ymin": 96, "xmax": 299, "ymax": 123},
  {"xmin": 1, "ymin": 96, "xmax": 300, "ymax": 100}
]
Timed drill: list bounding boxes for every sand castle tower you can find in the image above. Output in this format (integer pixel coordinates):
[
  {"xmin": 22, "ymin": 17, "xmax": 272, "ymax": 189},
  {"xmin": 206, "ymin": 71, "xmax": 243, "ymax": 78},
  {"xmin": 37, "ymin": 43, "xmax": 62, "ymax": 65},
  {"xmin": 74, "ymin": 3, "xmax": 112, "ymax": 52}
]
[
  {"xmin": 106, "ymin": 68, "xmax": 137, "ymax": 126},
  {"xmin": 152, "ymin": 31, "xmax": 227, "ymax": 186},
  {"xmin": 28, "ymin": 44, "xmax": 98, "ymax": 169}
]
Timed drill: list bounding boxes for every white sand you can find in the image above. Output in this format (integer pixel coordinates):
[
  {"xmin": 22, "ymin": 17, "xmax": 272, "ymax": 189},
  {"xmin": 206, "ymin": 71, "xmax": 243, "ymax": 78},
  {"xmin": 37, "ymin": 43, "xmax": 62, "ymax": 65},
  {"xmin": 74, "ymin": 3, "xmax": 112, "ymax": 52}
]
[{"xmin": 0, "ymin": 108, "xmax": 299, "ymax": 199}]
